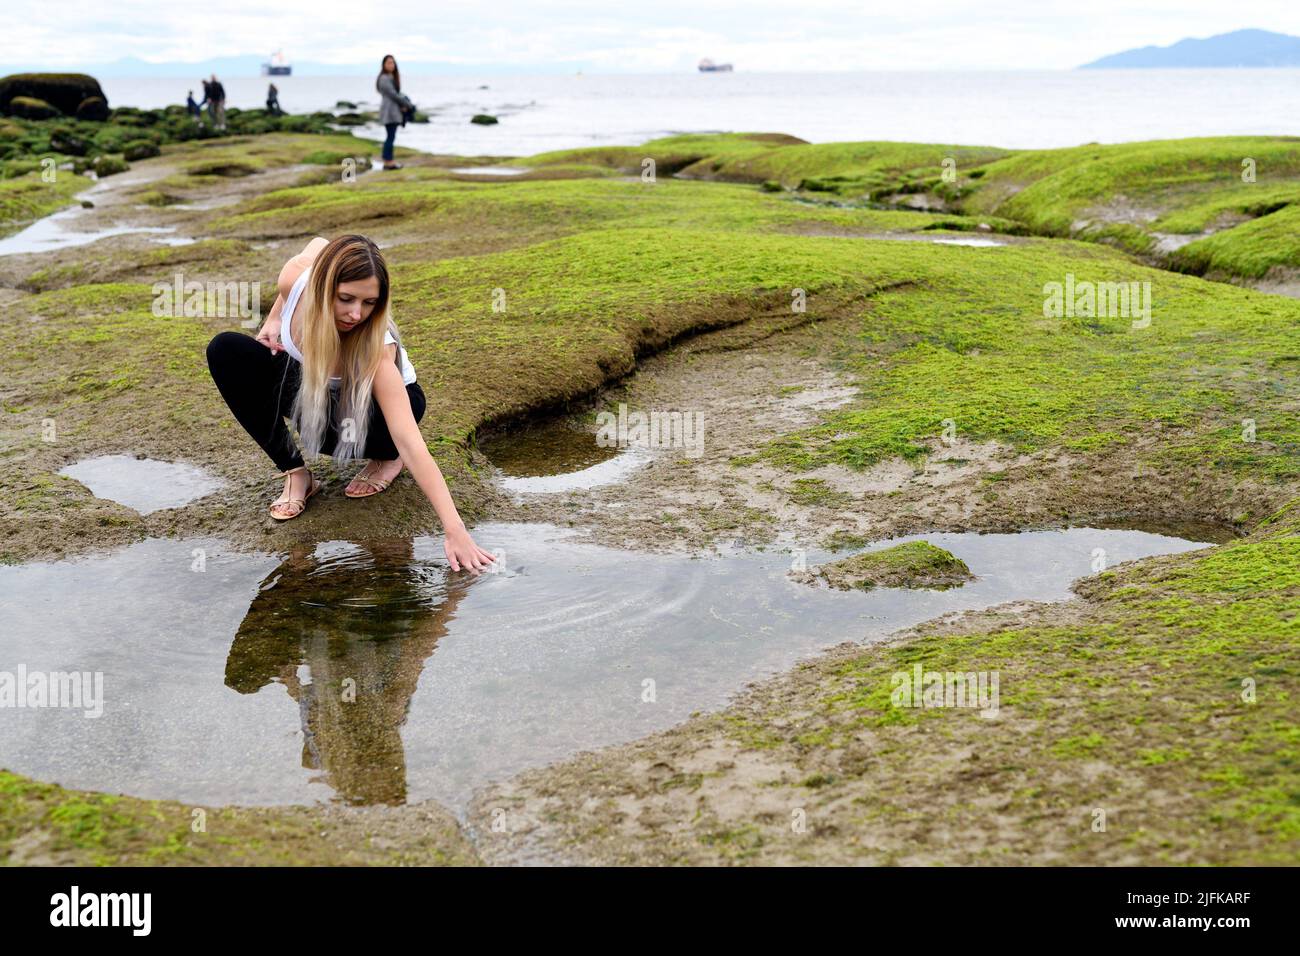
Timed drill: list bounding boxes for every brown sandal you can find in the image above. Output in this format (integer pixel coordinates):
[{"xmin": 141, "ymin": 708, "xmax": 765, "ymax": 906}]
[
  {"xmin": 270, "ymin": 466, "xmax": 321, "ymax": 520},
  {"xmin": 345, "ymin": 463, "xmax": 395, "ymax": 498}
]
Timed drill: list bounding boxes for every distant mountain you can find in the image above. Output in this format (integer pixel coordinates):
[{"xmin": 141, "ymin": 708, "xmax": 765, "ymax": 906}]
[{"xmin": 1080, "ymin": 28, "xmax": 1300, "ymax": 69}]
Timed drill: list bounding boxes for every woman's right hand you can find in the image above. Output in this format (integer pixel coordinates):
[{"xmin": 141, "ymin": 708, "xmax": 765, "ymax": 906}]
[{"xmin": 256, "ymin": 315, "xmax": 283, "ymax": 353}]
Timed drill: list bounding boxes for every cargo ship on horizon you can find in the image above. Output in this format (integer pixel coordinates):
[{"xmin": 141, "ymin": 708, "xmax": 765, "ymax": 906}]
[{"xmin": 262, "ymin": 50, "xmax": 291, "ymax": 76}]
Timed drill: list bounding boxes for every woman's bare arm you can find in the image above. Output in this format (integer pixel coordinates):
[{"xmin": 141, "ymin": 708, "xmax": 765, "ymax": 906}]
[
  {"xmin": 256, "ymin": 292, "xmax": 285, "ymax": 351},
  {"xmin": 276, "ymin": 236, "xmax": 330, "ymax": 299},
  {"xmin": 371, "ymin": 358, "xmax": 495, "ymax": 572},
  {"xmin": 260, "ymin": 237, "xmax": 327, "ymax": 352}
]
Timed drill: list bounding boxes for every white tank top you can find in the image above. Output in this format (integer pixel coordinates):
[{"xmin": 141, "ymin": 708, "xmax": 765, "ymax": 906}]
[{"xmin": 280, "ymin": 267, "xmax": 417, "ymax": 386}]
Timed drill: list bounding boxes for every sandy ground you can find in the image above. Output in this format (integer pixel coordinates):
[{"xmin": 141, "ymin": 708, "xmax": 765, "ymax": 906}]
[
  {"xmin": 487, "ymin": 311, "xmax": 1255, "ymax": 557},
  {"xmin": 0, "ymin": 155, "xmax": 315, "ymax": 290},
  {"xmin": 465, "ymin": 602, "xmax": 1110, "ymax": 867}
]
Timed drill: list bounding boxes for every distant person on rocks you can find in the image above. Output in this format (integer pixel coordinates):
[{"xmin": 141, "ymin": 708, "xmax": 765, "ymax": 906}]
[
  {"xmin": 186, "ymin": 89, "xmax": 203, "ymax": 124},
  {"xmin": 197, "ymin": 79, "xmax": 212, "ymax": 126},
  {"xmin": 199, "ymin": 78, "xmax": 215, "ymax": 127},
  {"xmin": 213, "ymin": 74, "xmax": 228, "ymax": 130},
  {"xmin": 208, "ymin": 73, "xmax": 227, "ymax": 131},
  {"xmin": 376, "ymin": 54, "xmax": 415, "ymax": 170},
  {"xmin": 266, "ymin": 83, "xmax": 281, "ymax": 116}
]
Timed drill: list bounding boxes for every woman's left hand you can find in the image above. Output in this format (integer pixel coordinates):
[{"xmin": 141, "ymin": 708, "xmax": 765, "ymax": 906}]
[{"xmin": 444, "ymin": 526, "xmax": 496, "ymax": 574}]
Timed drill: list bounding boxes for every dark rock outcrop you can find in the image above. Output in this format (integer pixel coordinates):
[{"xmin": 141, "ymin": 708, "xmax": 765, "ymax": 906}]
[{"xmin": 0, "ymin": 73, "xmax": 107, "ymax": 118}]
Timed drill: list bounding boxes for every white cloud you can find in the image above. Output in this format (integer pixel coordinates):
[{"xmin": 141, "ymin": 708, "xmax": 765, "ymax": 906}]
[{"xmin": 6, "ymin": 1, "xmax": 1300, "ymax": 71}]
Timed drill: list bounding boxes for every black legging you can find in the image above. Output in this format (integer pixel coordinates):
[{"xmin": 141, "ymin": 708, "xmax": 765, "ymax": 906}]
[{"xmin": 206, "ymin": 331, "xmax": 426, "ymax": 472}]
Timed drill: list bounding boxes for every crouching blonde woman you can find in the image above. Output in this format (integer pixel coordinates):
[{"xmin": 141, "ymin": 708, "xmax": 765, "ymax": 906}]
[{"xmin": 206, "ymin": 234, "xmax": 495, "ymax": 573}]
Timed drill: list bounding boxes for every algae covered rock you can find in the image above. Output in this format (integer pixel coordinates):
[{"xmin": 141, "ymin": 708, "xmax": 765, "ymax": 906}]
[
  {"xmin": 0, "ymin": 73, "xmax": 106, "ymax": 117},
  {"xmin": 75, "ymin": 96, "xmax": 109, "ymax": 121},
  {"xmin": 792, "ymin": 540, "xmax": 973, "ymax": 591},
  {"xmin": 471, "ymin": 113, "xmax": 499, "ymax": 125},
  {"xmin": 48, "ymin": 127, "xmax": 89, "ymax": 156},
  {"xmin": 122, "ymin": 139, "xmax": 160, "ymax": 161},
  {"xmin": 107, "ymin": 106, "xmax": 158, "ymax": 127},
  {"xmin": 7, "ymin": 96, "xmax": 58, "ymax": 120},
  {"xmin": 90, "ymin": 153, "xmax": 129, "ymax": 177}
]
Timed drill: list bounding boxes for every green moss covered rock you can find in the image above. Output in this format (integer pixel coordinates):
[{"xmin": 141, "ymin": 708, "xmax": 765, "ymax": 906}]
[
  {"xmin": 107, "ymin": 106, "xmax": 158, "ymax": 127},
  {"xmin": 75, "ymin": 96, "xmax": 109, "ymax": 122},
  {"xmin": 794, "ymin": 540, "xmax": 974, "ymax": 591},
  {"xmin": 90, "ymin": 154, "xmax": 128, "ymax": 177},
  {"xmin": 7, "ymin": 96, "xmax": 58, "ymax": 120},
  {"xmin": 0, "ymin": 73, "xmax": 105, "ymax": 117},
  {"xmin": 122, "ymin": 139, "xmax": 160, "ymax": 161},
  {"xmin": 47, "ymin": 127, "xmax": 89, "ymax": 156}
]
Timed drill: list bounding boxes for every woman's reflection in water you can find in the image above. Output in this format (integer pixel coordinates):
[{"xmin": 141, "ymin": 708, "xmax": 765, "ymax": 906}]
[{"xmin": 224, "ymin": 539, "xmax": 476, "ymax": 806}]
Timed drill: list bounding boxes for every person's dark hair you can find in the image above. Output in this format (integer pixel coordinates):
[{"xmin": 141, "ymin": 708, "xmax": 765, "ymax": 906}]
[{"xmin": 379, "ymin": 54, "xmax": 400, "ymax": 92}]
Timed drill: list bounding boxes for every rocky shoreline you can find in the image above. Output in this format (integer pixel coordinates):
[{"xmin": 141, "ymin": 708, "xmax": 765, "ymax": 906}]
[{"xmin": 1, "ymin": 130, "xmax": 1297, "ymax": 866}]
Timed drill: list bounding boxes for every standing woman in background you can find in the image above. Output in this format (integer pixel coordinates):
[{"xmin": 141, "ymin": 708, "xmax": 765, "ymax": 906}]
[
  {"xmin": 208, "ymin": 74, "xmax": 227, "ymax": 131},
  {"xmin": 376, "ymin": 55, "xmax": 414, "ymax": 170}
]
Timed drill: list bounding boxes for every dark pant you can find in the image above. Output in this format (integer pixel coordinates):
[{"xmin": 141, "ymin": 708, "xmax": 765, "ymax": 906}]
[
  {"xmin": 382, "ymin": 123, "xmax": 398, "ymax": 161},
  {"xmin": 206, "ymin": 331, "xmax": 426, "ymax": 472}
]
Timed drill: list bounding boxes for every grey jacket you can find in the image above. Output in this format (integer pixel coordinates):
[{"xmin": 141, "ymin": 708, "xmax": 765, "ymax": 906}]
[{"xmin": 376, "ymin": 73, "xmax": 413, "ymax": 125}]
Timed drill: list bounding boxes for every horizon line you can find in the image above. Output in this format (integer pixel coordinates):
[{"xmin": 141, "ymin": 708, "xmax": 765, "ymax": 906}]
[{"xmin": 9, "ymin": 64, "xmax": 1300, "ymax": 76}]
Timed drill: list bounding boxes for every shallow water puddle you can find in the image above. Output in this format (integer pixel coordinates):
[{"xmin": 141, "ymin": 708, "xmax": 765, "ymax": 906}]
[
  {"xmin": 448, "ymin": 166, "xmax": 532, "ymax": 176},
  {"xmin": 932, "ymin": 237, "xmax": 1005, "ymax": 247},
  {"xmin": 0, "ymin": 209, "xmax": 182, "ymax": 256},
  {"xmin": 480, "ymin": 418, "xmax": 651, "ymax": 493},
  {"xmin": 1152, "ymin": 232, "xmax": 1203, "ymax": 254},
  {"xmin": 59, "ymin": 455, "xmax": 224, "ymax": 514},
  {"xmin": 818, "ymin": 232, "xmax": 1008, "ymax": 247},
  {"xmin": 0, "ymin": 175, "xmax": 191, "ymax": 256},
  {"xmin": 0, "ymin": 523, "xmax": 1212, "ymax": 815},
  {"xmin": 169, "ymin": 197, "xmax": 240, "ymax": 211},
  {"xmin": 876, "ymin": 234, "xmax": 1005, "ymax": 247}
]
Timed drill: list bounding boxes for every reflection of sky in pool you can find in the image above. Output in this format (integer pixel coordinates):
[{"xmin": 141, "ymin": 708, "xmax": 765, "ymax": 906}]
[{"xmin": 59, "ymin": 455, "xmax": 225, "ymax": 514}]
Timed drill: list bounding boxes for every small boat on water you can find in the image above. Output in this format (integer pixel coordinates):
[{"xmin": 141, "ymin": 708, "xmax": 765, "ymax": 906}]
[
  {"xmin": 698, "ymin": 58, "xmax": 733, "ymax": 72},
  {"xmin": 262, "ymin": 50, "xmax": 292, "ymax": 76}
]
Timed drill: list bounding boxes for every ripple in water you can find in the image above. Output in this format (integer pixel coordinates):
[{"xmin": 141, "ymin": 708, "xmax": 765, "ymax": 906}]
[{"xmin": 0, "ymin": 522, "xmax": 1217, "ymax": 815}]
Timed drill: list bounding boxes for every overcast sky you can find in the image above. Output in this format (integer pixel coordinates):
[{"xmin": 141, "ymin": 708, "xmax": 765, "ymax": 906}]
[{"xmin": 9, "ymin": 1, "xmax": 1300, "ymax": 72}]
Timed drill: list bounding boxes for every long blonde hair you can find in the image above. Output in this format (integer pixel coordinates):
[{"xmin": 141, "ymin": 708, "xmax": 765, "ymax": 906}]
[{"xmin": 290, "ymin": 235, "xmax": 402, "ymax": 461}]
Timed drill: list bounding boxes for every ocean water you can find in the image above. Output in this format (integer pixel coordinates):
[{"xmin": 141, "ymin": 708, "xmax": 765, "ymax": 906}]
[{"xmin": 101, "ymin": 69, "xmax": 1300, "ymax": 157}]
